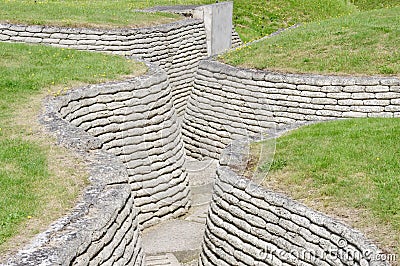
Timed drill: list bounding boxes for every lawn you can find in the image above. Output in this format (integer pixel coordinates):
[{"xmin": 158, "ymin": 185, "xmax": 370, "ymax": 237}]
[
  {"xmin": 0, "ymin": 42, "xmax": 145, "ymax": 256},
  {"xmin": 222, "ymin": 6, "xmax": 400, "ymax": 76},
  {"xmin": 1, "ymin": 0, "xmax": 400, "ymax": 260},
  {"xmin": 251, "ymin": 118, "xmax": 400, "ymax": 256},
  {"xmin": 233, "ymin": 0, "xmax": 358, "ymax": 42},
  {"xmin": 232, "ymin": 0, "xmax": 400, "ymax": 42}
]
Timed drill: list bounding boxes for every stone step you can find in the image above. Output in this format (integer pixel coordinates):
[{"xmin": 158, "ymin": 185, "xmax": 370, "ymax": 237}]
[
  {"xmin": 190, "ymin": 191, "xmax": 213, "ymax": 207},
  {"xmin": 184, "ymin": 205, "xmax": 209, "ymax": 224},
  {"xmin": 185, "ymin": 159, "xmax": 218, "ymax": 187},
  {"xmin": 145, "ymin": 253, "xmax": 181, "ymax": 266},
  {"xmin": 142, "ymin": 219, "xmax": 205, "ymax": 263},
  {"xmin": 142, "ymin": 159, "xmax": 216, "ymax": 265}
]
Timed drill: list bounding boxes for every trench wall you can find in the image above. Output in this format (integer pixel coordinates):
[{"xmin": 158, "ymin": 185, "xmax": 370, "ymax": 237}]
[
  {"xmin": 6, "ymin": 94, "xmax": 144, "ymax": 265},
  {"xmin": 57, "ymin": 63, "xmax": 190, "ymax": 229},
  {"xmin": 200, "ymin": 139, "xmax": 388, "ymax": 266},
  {"xmin": 6, "ymin": 62, "xmax": 191, "ymax": 265},
  {"xmin": 0, "ymin": 20, "xmax": 241, "ymax": 116},
  {"xmin": 182, "ymin": 59, "xmax": 400, "ymax": 159},
  {"xmin": 0, "ymin": 6, "xmax": 241, "ymax": 264},
  {"xmin": 0, "ymin": 19, "xmax": 208, "ymax": 115}
]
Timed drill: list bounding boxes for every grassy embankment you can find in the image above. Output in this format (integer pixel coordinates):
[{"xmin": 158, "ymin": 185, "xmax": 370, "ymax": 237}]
[
  {"xmin": 222, "ymin": 6, "xmax": 400, "ymax": 76},
  {"xmin": 233, "ymin": 0, "xmax": 400, "ymax": 42}
]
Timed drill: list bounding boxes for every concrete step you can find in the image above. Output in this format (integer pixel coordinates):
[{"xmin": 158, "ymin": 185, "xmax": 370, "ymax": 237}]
[
  {"xmin": 182, "ymin": 260, "xmax": 199, "ymax": 266},
  {"xmin": 142, "ymin": 159, "xmax": 216, "ymax": 265},
  {"xmin": 142, "ymin": 219, "xmax": 205, "ymax": 263},
  {"xmin": 186, "ymin": 159, "xmax": 217, "ymax": 206},
  {"xmin": 145, "ymin": 253, "xmax": 181, "ymax": 266},
  {"xmin": 185, "ymin": 159, "xmax": 218, "ymax": 187},
  {"xmin": 191, "ymin": 191, "xmax": 213, "ymax": 207},
  {"xmin": 184, "ymin": 204, "xmax": 209, "ymax": 224}
]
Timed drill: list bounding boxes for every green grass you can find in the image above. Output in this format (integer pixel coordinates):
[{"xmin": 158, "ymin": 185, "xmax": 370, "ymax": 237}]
[
  {"xmin": 233, "ymin": 0, "xmax": 358, "ymax": 42},
  {"xmin": 255, "ymin": 118, "xmax": 400, "ymax": 254},
  {"xmin": 222, "ymin": 6, "xmax": 400, "ymax": 76},
  {"xmin": 0, "ymin": 42, "xmax": 145, "ymax": 247},
  {"xmin": 0, "ymin": 0, "xmax": 216, "ymax": 28},
  {"xmin": 232, "ymin": 0, "xmax": 400, "ymax": 42},
  {"xmin": 0, "ymin": 140, "xmax": 47, "ymax": 243}
]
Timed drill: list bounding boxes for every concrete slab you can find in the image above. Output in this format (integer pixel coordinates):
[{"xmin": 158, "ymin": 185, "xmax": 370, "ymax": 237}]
[
  {"xmin": 191, "ymin": 192, "xmax": 213, "ymax": 207},
  {"xmin": 142, "ymin": 220, "xmax": 205, "ymax": 263},
  {"xmin": 182, "ymin": 260, "xmax": 198, "ymax": 266},
  {"xmin": 184, "ymin": 205, "xmax": 209, "ymax": 224},
  {"xmin": 145, "ymin": 253, "xmax": 181, "ymax": 266},
  {"xmin": 186, "ymin": 159, "xmax": 217, "ymax": 206},
  {"xmin": 194, "ymin": 2, "xmax": 233, "ymax": 56},
  {"xmin": 185, "ymin": 159, "xmax": 218, "ymax": 187}
]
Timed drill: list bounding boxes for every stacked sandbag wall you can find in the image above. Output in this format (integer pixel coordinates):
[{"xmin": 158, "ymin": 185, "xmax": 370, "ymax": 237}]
[
  {"xmin": 200, "ymin": 139, "xmax": 388, "ymax": 266},
  {"xmin": 182, "ymin": 59, "xmax": 400, "ymax": 159},
  {"xmin": 6, "ymin": 94, "xmax": 144, "ymax": 266},
  {"xmin": 231, "ymin": 28, "xmax": 242, "ymax": 48},
  {"xmin": 57, "ymin": 63, "xmax": 190, "ymax": 229},
  {"xmin": 0, "ymin": 19, "xmax": 208, "ymax": 115}
]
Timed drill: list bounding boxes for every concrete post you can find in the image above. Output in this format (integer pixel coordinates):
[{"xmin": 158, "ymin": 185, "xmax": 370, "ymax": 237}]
[{"xmin": 194, "ymin": 2, "xmax": 233, "ymax": 56}]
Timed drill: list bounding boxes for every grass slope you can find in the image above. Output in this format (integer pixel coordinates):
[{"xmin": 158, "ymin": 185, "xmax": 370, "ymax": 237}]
[
  {"xmin": 256, "ymin": 118, "xmax": 400, "ymax": 255},
  {"xmin": 0, "ymin": 42, "xmax": 145, "ymax": 250},
  {"xmin": 222, "ymin": 6, "xmax": 400, "ymax": 76},
  {"xmin": 233, "ymin": 0, "xmax": 358, "ymax": 42},
  {"xmin": 233, "ymin": 0, "xmax": 400, "ymax": 42}
]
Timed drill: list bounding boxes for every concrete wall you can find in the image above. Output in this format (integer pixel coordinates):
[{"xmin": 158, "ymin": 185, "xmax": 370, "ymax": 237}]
[
  {"xmin": 57, "ymin": 63, "xmax": 190, "ymax": 229},
  {"xmin": 194, "ymin": 2, "xmax": 233, "ymax": 56},
  {"xmin": 6, "ymin": 92, "xmax": 144, "ymax": 265},
  {"xmin": 182, "ymin": 59, "xmax": 400, "ymax": 159},
  {"xmin": 200, "ymin": 139, "xmax": 388, "ymax": 266}
]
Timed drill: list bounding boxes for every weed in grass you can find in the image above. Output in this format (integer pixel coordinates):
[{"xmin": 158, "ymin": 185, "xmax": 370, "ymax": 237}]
[{"xmin": 379, "ymin": 65, "xmax": 395, "ymax": 75}]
